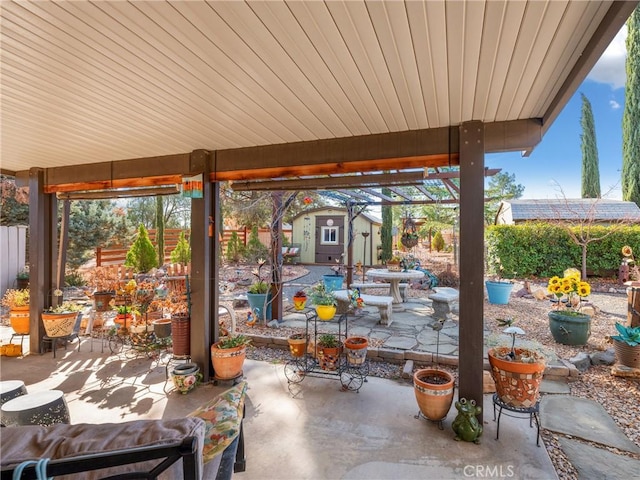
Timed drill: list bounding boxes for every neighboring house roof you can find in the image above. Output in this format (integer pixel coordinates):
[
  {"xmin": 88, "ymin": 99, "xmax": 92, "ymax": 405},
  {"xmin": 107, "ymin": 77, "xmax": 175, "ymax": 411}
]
[{"xmin": 496, "ymin": 199, "xmax": 640, "ymax": 224}]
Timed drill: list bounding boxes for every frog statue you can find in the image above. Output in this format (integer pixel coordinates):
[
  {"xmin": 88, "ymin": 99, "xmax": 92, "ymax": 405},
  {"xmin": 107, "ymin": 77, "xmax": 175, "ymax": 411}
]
[{"xmin": 451, "ymin": 398, "xmax": 483, "ymax": 444}]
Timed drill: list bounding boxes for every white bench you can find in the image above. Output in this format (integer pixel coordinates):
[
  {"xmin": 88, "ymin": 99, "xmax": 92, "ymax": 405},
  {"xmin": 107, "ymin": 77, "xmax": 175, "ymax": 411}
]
[
  {"xmin": 350, "ymin": 282, "xmax": 409, "ymax": 301},
  {"xmin": 428, "ymin": 287, "xmax": 459, "ymax": 321},
  {"xmin": 334, "ymin": 289, "xmax": 394, "ymax": 326}
]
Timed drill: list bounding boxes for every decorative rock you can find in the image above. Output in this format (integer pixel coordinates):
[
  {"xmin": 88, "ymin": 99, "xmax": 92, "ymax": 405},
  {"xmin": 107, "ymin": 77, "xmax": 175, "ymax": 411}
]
[
  {"xmin": 611, "ymin": 364, "xmax": 640, "ymax": 378},
  {"xmin": 267, "ymin": 319, "xmax": 280, "ymax": 328},
  {"xmin": 569, "ymin": 352, "xmax": 591, "ymax": 372},
  {"xmin": 590, "ymin": 348, "xmax": 616, "ymax": 366},
  {"xmin": 402, "ymin": 359, "xmax": 414, "ymax": 379}
]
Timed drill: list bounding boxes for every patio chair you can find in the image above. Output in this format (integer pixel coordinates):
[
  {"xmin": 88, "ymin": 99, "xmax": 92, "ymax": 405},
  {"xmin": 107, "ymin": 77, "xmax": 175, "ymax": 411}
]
[{"xmin": 40, "ymin": 312, "xmax": 83, "ymax": 358}]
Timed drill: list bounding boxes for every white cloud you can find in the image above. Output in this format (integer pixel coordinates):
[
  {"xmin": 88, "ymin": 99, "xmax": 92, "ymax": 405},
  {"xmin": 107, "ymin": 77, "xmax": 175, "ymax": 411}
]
[
  {"xmin": 587, "ymin": 25, "xmax": 627, "ymax": 89},
  {"xmin": 610, "ymin": 99, "xmax": 621, "ymax": 109}
]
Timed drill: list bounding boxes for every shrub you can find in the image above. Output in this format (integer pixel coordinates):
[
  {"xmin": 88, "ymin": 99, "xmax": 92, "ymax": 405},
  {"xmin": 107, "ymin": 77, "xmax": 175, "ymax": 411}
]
[
  {"xmin": 433, "ymin": 230, "xmax": 445, "ymax": 252},
  {"xmin": 170, "ymin": 231, "xmax": 191, "ymax": 265},
  {"xmin": 244, "ymin": 226, "xmax": 268, "ymax": 263},
  {"xmin": 125, "ymin": 224, "xmax": 158, "ymax": 273},
  {"xmin": 225, "ymin": 231, "xmax": 244, "ymax": 264}
]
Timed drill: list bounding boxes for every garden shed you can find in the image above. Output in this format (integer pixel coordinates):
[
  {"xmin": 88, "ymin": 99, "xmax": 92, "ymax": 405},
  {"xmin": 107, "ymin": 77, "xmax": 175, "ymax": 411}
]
[
  {"xmin": 291, "ymin": 207, "xmax": 382, "ymax": 266},
  {"xmin": 495, "ymin": 199, "xmax": 640, "ymax": 225}
]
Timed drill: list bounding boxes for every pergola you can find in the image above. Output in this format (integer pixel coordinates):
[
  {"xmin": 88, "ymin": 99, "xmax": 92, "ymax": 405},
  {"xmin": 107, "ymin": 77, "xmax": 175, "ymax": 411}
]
[{"xmin": 2, "ymin": 1, "xmax": 637, "ymax": 419}]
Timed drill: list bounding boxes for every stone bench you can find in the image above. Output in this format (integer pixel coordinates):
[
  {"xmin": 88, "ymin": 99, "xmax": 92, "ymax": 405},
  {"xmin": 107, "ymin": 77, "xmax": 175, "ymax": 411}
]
[
  {"xmin": 350, "ymin": 282, "xmax": 409, "ymax": 301},
  {"xmin": 334, "ymin": 290, "xmax": 394, "ymax": 326},
  {"xmin": 428, "ymin": 287, "xmax": 459, "ymax": 321}
]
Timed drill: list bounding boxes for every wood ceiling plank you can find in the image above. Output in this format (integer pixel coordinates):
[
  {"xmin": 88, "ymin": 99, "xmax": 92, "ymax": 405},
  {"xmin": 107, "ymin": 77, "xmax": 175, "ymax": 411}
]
[
  {"xmin": 287, "ymin": 1, "xmax": 388, "ymax": 133},
  {"xmin": 445, "ymin": 0, "xmax": 465, "ymax": 125},
  {"xmin": 460, "ymin": 0, "xmax": 486, "ymax": 121},
  {"xmin": 423, "ymin": 0, "xmax": 449, "ymax": 126}
]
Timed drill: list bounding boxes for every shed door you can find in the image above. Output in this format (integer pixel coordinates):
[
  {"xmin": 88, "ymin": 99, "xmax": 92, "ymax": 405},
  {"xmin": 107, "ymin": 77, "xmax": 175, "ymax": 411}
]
[{"xmin": 315, "ymin": 215, "xmax": 344, "ymax": 263}]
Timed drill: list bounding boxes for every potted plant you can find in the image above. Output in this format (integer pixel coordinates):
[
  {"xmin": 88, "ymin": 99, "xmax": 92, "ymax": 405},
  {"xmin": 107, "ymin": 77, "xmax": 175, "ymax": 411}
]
[
  {"xmin": 87, "ymin": 266, "xmax": 120, "ymax": 311},
  {"xmin": 386, "ymin": 254, "xmax": 402, "ymax": 272},
  {"xmin": 114, "ymin": 305, "xmax": 135, "ymax": 327},
  {"xmin": 292, "ymin": 289, "xmax": 307, "ymax": 311},
  {"xmin": 41, "ymin": 299, "xmax": 83, "ymax": 338},
  {"xmin": 308, "ymin": 282, "xmax": 337, "ymax": 321},
  {"xmin": 610, "ymin": 322, "xmax": 640, "ymax": 369},
  {"xmin": 317, "ymin": 333, "xmax": 342, "ymax": 371},
  {"xmin": 287, "ymin": 333, "xmax": 307, "ymax": 358},
  {"xmin": 413, "ymin": 319, "xmax": 455, "ymax": 428},
  {"xmin": 16, "ymin": 267, "xmax": 29, "ymax": 289},
  {"xmin": 547, "ymin": 268, "xmax": 592, "ymax": 345},
  {"xmin": 1, "ymin": 288, "xmax": 30, "ymax": 335},
  {"xmin": 246, "ymin": 259, "xmax": 272, "ymax": 323},
  {"xmin": 210, "ymin": 334, "xmax": 251, "ymax": 380},
  {"xmin": 322, "ymin": 255, "xmax": 345, "ymax": 291},
  {"xmin": 487, "ymin": 324, "xmax": 546, "ymax": 409},
  {"xmin": 344, "ymin": 336, "xmax": 369, "ymax": 365}
]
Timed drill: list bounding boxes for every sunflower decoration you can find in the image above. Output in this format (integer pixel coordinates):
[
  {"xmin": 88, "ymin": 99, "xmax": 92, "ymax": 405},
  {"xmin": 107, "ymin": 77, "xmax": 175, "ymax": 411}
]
[{"xmin": 547, "ymin": 268, "xmax": 590, "ymax": 311}]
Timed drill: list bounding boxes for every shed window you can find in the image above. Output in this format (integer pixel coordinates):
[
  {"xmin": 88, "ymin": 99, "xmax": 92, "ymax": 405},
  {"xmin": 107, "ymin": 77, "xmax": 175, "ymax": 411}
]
[{"xmin": 321, "ymin": 226, "xmax": 338, "ymax": 245}]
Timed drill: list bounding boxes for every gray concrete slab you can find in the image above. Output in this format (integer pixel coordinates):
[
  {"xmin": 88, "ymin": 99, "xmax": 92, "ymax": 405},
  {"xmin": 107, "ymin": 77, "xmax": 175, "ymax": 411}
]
[
  {"xmin": 540, "ymin": 379, "xmax": 570, "ymax": 394},
  {"xmin": 541, "ymin": 395, "xmax": 640, "ymax": 454},
  {"xmin": 558, "ymin": 437, "xmax": 640, "ymax": 480}
]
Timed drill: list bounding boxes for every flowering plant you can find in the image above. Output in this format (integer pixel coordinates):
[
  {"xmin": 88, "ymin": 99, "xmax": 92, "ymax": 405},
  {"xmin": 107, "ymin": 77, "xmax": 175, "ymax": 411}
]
[
  {"xmin": 547, "ymin": 268, "xmax": 590, "ymax": 312},
  {"xmin": 248, "ymin": 258, "xmax": 270, "ymax": 294},
  {"xmin": 330, "ymin": 254, "xmax": 345, "ymax": 276},
  {"xmin": 621, "ymin": 245, "xmax": 640, "ymax": 281},
  {"xmin": 1, "ymin": 289, "xmax": 30, "ymax": 308}
]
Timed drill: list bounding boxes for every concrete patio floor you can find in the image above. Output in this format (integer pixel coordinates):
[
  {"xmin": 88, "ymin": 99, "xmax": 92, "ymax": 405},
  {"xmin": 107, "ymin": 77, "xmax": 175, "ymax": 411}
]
[{"xmin": 0, "ymin": 341, "xmax": 557, "ymax": 480}]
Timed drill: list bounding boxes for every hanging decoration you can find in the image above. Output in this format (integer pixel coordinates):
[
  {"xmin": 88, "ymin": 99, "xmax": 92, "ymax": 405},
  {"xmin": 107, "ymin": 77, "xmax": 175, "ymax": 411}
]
[
  {"xmin": 401, "ymin": 215, "xmax": 419, "ymax": 249},
  {"xmin": 182, "ymin": 174, "xmax": 203, "ymax": 198},
  {"xmin": 303, "ymin": 216, "xmax": 312, "ymax": 252}
]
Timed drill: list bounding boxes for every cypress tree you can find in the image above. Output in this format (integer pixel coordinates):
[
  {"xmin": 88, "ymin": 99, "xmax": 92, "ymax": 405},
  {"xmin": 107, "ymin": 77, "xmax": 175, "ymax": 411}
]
[
  {"xmin": 156, "ymin": 196, "xmax": 165, "ymax": 267},
  {"xmin": 580, "ymin": 93, "xmax": 601, "ymax": 198},
  {"xmin": 381, "ymin": 187, "xmax": 393, "ymax": 262},
  {"xmin": 623, "ymin": 6, "xmax": 640, "ymax": 207}
]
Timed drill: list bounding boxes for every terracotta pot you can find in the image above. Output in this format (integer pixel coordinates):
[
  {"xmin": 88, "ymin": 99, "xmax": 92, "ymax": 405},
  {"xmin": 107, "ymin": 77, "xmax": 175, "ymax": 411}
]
[
  {"xmin": 41, "ymin": 312, "xmax": 78, "ymax": 337},
  {"xmin": 318, "ymin": 345, "xmax": 342, "ymax": 371},
  {"xmin": 171, "ymin": 314, "xmax": 190, "ymax": 357},
  {"xmin": 287, "ymin": 334, "xmax": 307, "ymax": 358},
  {"xmin": 344, "ymin": 336, "xmax": 368, "ymax": 365},
  {"xmin": 93, "ymin": 291, "xmax": 114, "ymax": 312},
  {"xmin": 211, "ymin": 342, "xmax": 246, "ymax": 380},
  {"xmin": 613, "ymin": 339, "xmax": 640, "ymax": 369},
  {"xmin": 9, "ymin": 306, "xmax": 30, "ymax": 335},
  {"xmin": 387, "ymin": 262, "xmax": 401, "ymax": 272},
  {"xmin": 413, "ymin": 368, "xmax": 455, "ymax": 422},
  {"xmin": 315, "ymin": 305, "xmax": 336, "ymax": 321},
  {"xmin": 488, "ymin": 347, "xmax": 545, "ymax": 408}
]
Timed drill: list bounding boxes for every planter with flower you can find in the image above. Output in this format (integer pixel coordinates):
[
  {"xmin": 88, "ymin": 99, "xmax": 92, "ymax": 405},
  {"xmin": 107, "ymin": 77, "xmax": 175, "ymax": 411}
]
[
  {"xmin": 16, "ymin": 267, "xmax": 29, "ymax": 289},
  {"xmin": 247, "ymin": 259, "xmax": 272, "ymax": 324},
  {"xmin": 308, "ymin": 282, "xmax": 337, "ymax": 321},
  {"xmin": 287, "ymin": 333, "xmax": 308, "ymax": 358},
  {"xmin": 211, "ymin": 334, "xmax": 251, "ymax": 381},
  {"xmin": 2, "ymin": 288, "xmax": 31, "ymax": 335},
  {"xmin": 317, "ymin": 333, "xmax": 342, "ymax": 371},
  {"xmin": 611, "ymin": 323, "xmax": 640, "ymax": 369},
  {"xmin": 322, "ymin": 256, "xmax": 345, "ymax": 291},
  {"xmin": 87, "ymin": 266, "xmax": 120, "ymax": 311},
  {"xmin": 41, "ymin": 299, "xmax": 83, "ymax": 338},
  {"xmin": 292, "ymin": 289, "xmax": 307, "ymax": 311},
  {"xmin": 547, "ymin": 268, "xmax": 592, "ymax": 345},
  {"xmin": 487, "ymin": 324, "xmax": 547, "ymax": 409}
]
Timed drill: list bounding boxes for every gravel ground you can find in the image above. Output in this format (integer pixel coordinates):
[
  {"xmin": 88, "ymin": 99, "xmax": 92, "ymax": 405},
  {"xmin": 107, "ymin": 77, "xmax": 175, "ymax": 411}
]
[{"xmin": 229, "ymin": 264, "xmax": 639, "ymax": 480}]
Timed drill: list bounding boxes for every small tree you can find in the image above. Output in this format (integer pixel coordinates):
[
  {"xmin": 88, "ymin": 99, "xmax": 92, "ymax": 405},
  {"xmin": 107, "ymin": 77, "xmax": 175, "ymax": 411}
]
[
  {"xmin": 244, "ymin": 226, "xmax": 268, "ymax": 263},
  {"xmin": 170, "ymin": 231, "xmax": 191, "ymax": 265},
  {"xmin": 156, "ymin": 196, "xmax": 165, "ymax": 267},
  {"xmin": 125, "ymin": 224, "xmax": 158, "ymax": 273},
  {"xmin": 225, "ymin": 231, "xmax": 244, "ymax": 264},
  {"xmin": 433, "ymin": 230, "xmax": 445, "ymax": 252}
]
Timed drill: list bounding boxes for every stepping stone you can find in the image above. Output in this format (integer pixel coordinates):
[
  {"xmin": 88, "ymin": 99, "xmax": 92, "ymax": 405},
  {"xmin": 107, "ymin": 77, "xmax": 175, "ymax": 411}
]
[{"xmin": 559, "ymin": 438, "xmax": 640, "ymax": 480}]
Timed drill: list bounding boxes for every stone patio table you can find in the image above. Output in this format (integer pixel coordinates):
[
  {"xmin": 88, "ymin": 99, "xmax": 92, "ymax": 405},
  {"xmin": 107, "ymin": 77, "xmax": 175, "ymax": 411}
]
[{"xmin": 366, "ymin": 268, "xmax": 425, "ymax": 307}]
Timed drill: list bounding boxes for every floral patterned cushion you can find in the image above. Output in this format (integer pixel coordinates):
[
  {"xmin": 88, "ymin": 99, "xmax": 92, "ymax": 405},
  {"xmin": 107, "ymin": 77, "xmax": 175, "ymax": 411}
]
[{"xmin": 188, "ymin": 381, "xmax": 247, "ymax": 464}]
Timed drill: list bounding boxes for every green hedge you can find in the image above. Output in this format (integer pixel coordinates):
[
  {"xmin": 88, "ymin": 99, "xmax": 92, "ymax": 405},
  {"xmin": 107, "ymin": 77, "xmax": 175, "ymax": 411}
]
[{"xmin": 485, "ymin": 223, "xmax": 640, "ymax": 278}]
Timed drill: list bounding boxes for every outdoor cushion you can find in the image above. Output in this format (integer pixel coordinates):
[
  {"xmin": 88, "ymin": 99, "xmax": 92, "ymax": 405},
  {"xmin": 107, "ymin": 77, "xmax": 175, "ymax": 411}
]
[{"xmin": 188, "ymin": 380, "xmax": 247, "ymax": 464}]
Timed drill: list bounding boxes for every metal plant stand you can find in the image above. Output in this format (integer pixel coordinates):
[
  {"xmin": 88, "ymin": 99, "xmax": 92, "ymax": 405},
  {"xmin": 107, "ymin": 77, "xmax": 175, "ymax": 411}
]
[{"xmin": 492, "ymin": 393, "xmax": 541, "ymax": 446}]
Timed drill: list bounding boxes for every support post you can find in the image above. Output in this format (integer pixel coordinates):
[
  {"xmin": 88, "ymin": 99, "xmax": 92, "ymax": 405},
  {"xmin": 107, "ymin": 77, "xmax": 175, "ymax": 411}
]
[
  {"xmin": 271, "ymin": 192, "xmax": 283, "ymax": 321},
  {"xmin": 189, "ymin": 150, "xmax": 215, "ymax": 381},
  {"xmin": 28, "ymin": 168, "xmax": 57, "ymax": 354},
  {"xmin": 458, "ymin": 121, "xmax": 486, "ymax": 421}
]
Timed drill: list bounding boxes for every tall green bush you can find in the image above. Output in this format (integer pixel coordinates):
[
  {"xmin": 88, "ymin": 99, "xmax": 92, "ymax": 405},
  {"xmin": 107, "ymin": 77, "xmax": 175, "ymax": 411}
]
[
  {"xmin": 485, "ymin": 224, "xmax": 640, "ymax": 278},
  {"xmin": 170, "ymin": 231, "xmax": 191, "ymax": 265},
  {"xmin": 225, "ymin": 231, "xmax": 244, "ymax": 264},
  {"xmin": 245, "ymin": 226, "xmax": 268, "ymax": 263},
  {"xmin": 125, "ymin": 224, "xmax": 158, "ymax": 273},
  {"xmin": 433, "ymin": 230, "xmax": 445, "ymax": 252}
]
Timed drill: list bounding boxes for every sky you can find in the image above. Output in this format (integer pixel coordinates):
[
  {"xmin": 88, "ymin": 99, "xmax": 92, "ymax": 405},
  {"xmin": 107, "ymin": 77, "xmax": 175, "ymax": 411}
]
[{"xmin": 485, "ymin": 25, "xmax": 629, "ymax": 200}]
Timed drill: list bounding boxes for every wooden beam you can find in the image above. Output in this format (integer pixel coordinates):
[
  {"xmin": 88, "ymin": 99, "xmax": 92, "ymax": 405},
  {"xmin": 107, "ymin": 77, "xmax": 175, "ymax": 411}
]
[
  {"xmin": 458, "ymin": 121, "xmax": 486, "ymax": 421},
  {"xmin": 45, "ymin": 175, "xmax": 183, "ymax": 194},
  {"xmin": 230, "ymin": 171, "xmax": 425, "ymax": 191},
  {"xmin": 56, "ymin": 185, "xmax": 180, "ymax": 200}
]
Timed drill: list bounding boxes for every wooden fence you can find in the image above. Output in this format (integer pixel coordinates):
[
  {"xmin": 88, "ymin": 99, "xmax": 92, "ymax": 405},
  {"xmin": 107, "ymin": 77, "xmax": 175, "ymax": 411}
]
[{"xmin": 96, "ymin": 228, "xmax": 292, "ymax": 266}]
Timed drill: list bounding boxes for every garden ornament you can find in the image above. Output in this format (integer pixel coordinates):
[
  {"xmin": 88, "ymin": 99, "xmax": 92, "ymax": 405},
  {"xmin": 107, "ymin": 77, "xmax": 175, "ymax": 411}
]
[{"xmin": 452, "ymin": 398, "xmax": 483, "ymax": 444}]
